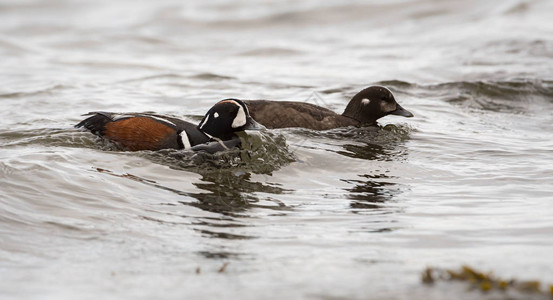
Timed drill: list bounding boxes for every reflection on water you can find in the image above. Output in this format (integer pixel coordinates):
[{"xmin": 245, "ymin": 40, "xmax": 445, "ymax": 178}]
[
  {"xmin": 187, "ymin": 170, "xmax": 289, "ymax": 216},
  {"xmin": 336, "ymin": 127, "xmax": 409, "ymax": 212},
  {"xmin": 343, "ymin": 174, "xmax": 404, "ymax": 210},
  {"xmin": 148, "ymin": 130, "xmax": 294, "ymax": 215},
  {"xmin": 338, "ymin": 142, "xmax": 407, "ymax": 161},
  {"xmin": 95, "ymin": 166, "xmax": 291, "ymax": 218}
]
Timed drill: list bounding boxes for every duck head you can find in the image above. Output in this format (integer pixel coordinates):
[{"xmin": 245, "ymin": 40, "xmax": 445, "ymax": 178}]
[
  {"xmin": 198, "ymin": 99, "xmax": 264, "ymax": 140},
  {"xmin": 343, "ymin": 86, "xmax": 413, "ymax": 125}
]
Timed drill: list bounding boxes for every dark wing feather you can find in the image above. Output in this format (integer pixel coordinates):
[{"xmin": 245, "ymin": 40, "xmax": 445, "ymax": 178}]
[{"xmin": 75, "ymin": 112, "xmax": 117, "ymax": 135}]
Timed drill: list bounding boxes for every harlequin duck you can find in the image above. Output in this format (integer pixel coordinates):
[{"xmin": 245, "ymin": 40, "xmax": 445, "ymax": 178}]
[
  {"xmin": 76, "ymin": 99, "xmax": 262, "ymax": 152},
  {"xmin": 243, "ymin": 86, "xmax": 413, "ymax": 130}
]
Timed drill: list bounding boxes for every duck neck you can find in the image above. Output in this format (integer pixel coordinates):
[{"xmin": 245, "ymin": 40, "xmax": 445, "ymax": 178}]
[
  {"xmin": 342, "ymin": 101, "xmax": 377, "ymax": 126},
  {"xmin": 198, "ymin": 127, "xmax": 235, "ymax": 141}
]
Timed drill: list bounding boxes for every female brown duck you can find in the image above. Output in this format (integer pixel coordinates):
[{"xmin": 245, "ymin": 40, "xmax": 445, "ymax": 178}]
[{"xmin": 243, "ymin": 86, "xmax": 413, "ymax": 130}]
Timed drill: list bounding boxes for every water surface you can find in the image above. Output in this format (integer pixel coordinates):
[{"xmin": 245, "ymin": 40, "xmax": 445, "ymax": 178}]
[{"xmin": 1, "ymin": 0, "xmax": 553, "ymax": 299}]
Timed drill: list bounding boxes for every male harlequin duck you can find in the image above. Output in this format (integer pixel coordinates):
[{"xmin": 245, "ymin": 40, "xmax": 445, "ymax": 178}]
[
  {"xmin": 243, "ymin": 86, "xmax": 413, "ymax": 130},
  {"xmin": 76, "ymin": 99, "xmax": 262, "ymax": 152}
]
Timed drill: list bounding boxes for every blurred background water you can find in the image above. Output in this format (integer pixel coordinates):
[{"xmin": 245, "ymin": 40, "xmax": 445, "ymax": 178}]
[{"xmin": 1, "ymin": 0, "xmax": 553, "ymax": 299}]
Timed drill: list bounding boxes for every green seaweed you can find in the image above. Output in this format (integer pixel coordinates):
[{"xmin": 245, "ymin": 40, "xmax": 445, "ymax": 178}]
[{"xmin": 422, "ymin": 265, "xmax": 553, "ymax": 297}]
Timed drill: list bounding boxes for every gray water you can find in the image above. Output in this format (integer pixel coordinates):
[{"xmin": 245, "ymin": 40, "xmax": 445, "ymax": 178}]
[{"xmin": 1, "ymin": 0, "xmax": 553, "ymax": 299}]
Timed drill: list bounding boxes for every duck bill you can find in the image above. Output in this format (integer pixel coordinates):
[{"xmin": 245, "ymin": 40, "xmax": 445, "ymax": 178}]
[
  {"xmin": 242, "ymin": 117, "xmax": 266, "ymax": 130},
  {"xmin": 389, "ymin": 104, "xmax": 414, "ymax": 118}
]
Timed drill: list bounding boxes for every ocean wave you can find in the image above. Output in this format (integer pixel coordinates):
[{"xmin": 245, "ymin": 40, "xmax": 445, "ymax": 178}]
[
  {"xmin": 381, "ymin": 79, "xmax": 553, "ymax": 113},
  {"xmin": 0, "ymin": 84, "xmax": 68, "ymax": 99},
  {"xmin": 1, "ymin": 127, "xmax": 295, "ymax": 175}
]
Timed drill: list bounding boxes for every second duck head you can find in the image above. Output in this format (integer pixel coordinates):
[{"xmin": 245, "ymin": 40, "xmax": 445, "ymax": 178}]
[
  {"xmin": 342, "ymin": 86, "xmax": 413, "ymax": 125},
  {"xmin": 198, "ymin": 99, "xmax": 264, "ymax": 140}
]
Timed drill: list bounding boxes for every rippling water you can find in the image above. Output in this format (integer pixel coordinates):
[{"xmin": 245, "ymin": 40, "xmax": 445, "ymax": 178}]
[{"xmin": 1, "ymin": 0, "xmax": 553, "ymax": 299}]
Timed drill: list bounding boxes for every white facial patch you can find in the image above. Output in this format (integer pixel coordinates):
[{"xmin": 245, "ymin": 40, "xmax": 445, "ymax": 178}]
[
  {"xmin": 361, "ymin": 98, "xmax": 371, "ymax": 105},
  {"xmin": 180, "ymin": 131, "xmax": 191, "ymax": 149},
  {"xmin": 199, "ymin": 114, "xmax": 210, "ymax": 129},
  {"xmin": 231, "ymin": 105, "xmax": 247, "ymax": 128},
  {"xmin": 214, "ymin": 112, "xmax": 219, "ymax": 118},
  {"xmin": 379, "ymin": 87, "xmax": 397, "ymax": 112},
  {"xmin": 380, "ymin": 101, "xmax": 397, "ymax": 113}
]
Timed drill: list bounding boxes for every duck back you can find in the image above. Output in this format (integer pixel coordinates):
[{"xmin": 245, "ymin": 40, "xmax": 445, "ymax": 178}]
[{"xmin": 244, "ymin": 100, "xmax": 358, "ymax": 130}]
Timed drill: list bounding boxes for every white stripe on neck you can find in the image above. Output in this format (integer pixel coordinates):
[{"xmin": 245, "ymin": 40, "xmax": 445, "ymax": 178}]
[
  {"xmin": 199, "ymin": 114, "xmax": 210, "ymax": 129},
  {"xmin": 180, "ymin": 131, "xmax": 191, "ymax": 149}
]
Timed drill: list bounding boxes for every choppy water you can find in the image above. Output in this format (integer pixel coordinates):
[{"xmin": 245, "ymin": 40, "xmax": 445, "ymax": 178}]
[{"xmin": 1, "ymin": 0, "xmax": 553, "ymax": 299}]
